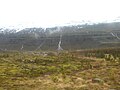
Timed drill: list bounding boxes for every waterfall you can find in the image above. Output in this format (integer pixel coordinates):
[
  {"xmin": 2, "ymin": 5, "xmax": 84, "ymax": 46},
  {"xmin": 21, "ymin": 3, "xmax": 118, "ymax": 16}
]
[
  {"xmin": 21, "ymin": 44, "xmax": 24, "ymax": 50},
  {"xmin": 57, "ymin": 35, "xmax": 63, "ymax": 51},
  {"xmin": 35, "ymin": 41, "xmax": 45, "ymax": 51},
  {"xmin": 110, "ymin": 32, "xmax": 116, "ymax": 37},
  {"xmin": 110, "ymin": 32, "xmax": 120, "ymax": 40},
  {"xmin": 116, "ymin": 34, "xmax": 120, "ymax": 40}
]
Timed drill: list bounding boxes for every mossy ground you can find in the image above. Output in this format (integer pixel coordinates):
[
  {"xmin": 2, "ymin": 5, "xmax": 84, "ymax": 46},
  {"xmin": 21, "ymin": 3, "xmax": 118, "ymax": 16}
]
[{"xmin": 0, "ymin": 49, "xmax": 119, "ymax": 90}]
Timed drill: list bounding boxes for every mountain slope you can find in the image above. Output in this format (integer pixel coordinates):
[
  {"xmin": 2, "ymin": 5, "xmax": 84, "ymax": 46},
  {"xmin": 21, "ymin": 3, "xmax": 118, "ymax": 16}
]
[{"xmin": 0, "ymin": 22, "xmax": 120, "ymax": 51}]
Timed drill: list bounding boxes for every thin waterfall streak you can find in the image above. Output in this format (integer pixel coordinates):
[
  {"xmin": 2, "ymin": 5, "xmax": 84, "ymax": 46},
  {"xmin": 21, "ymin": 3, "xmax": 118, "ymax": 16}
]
[
  {"xmin": 21, "ymin": 44, "xmax": 24, "ymax": 50},
  {"xmin": 57, "ymin": 35, "xmax": 63, "ymax": 51}
]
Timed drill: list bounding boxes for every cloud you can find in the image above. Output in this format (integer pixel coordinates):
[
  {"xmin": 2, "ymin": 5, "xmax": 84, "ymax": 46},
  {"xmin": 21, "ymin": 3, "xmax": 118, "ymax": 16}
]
[{"xmin": 0, "ymin": 0, "xmax": 120, "ymax": 28}]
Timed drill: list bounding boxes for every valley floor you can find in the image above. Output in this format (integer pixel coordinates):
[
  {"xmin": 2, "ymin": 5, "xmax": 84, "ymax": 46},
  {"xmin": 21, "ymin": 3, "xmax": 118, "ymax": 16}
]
[{"xmin": 0, "ymin": 48, "xmax": 120, "ymax": 90}]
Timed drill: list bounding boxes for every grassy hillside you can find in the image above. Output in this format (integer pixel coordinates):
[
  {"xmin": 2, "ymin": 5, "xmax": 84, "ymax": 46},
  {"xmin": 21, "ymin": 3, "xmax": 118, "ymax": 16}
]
[{"xmin": 0, "ymin": 48, "xmax": 119, "ymax": 90}]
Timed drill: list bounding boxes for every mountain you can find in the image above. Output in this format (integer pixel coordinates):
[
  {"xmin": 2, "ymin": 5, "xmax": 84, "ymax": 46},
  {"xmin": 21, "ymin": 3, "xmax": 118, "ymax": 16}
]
[{"xmin": 0, "ymin": 22, "xmax": 120, "ymax": 51}]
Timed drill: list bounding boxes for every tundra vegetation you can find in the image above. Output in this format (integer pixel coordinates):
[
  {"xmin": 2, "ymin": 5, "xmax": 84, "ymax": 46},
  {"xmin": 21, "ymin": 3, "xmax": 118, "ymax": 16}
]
[{"xmin": 0, "ymin": 48, "xmax": 119, "ymax": 90}]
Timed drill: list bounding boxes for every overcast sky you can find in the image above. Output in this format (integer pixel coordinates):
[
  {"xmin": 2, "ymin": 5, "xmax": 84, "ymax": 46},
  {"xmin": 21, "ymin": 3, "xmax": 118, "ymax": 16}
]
[{"xmin": 0, "ymin": 0, "xmax": 120, "ymax": 28}]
